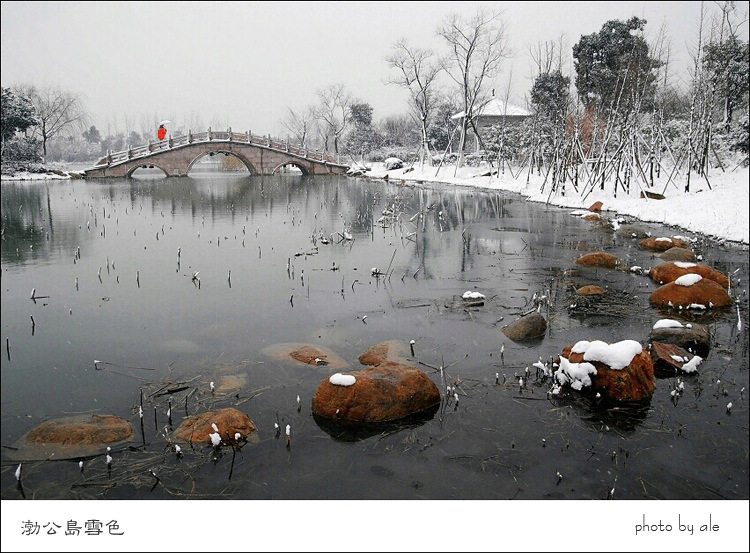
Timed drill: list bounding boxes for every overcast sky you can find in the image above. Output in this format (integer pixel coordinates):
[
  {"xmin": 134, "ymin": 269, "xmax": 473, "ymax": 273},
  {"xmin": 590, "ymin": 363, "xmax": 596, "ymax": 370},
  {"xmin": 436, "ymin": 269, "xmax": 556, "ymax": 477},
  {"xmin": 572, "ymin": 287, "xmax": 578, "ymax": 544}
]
[{"xmin": 1, "ymin": 1, "xmax": 743, "ymax": 138}]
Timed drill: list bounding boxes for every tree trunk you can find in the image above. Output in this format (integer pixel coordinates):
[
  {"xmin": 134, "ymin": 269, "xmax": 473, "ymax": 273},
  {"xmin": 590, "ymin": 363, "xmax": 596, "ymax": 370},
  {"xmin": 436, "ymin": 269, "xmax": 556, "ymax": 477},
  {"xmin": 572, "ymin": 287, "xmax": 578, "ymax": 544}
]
[
  {"xmin": 457, "ymin": 118, "xmax": 468, "ymax": 169},
  {"xmin": 420, "ymin": 120, "xmax": 429, "ymax": 170}
]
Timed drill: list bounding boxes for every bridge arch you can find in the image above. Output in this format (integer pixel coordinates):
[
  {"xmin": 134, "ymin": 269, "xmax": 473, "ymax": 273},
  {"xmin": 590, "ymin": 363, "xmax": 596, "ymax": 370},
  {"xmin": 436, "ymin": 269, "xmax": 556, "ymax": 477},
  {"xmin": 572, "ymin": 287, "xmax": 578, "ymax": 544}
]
[
  {"xmin": 271, "ymin": 161, "xmax": 310, "ymax": 175},
  {"xmin": 126, "ymin": 162, "xmax": 169, "ymax": 178},
  {"xmin": 186, "ymin": 150, "xmax": 258, "ymax": 175}
]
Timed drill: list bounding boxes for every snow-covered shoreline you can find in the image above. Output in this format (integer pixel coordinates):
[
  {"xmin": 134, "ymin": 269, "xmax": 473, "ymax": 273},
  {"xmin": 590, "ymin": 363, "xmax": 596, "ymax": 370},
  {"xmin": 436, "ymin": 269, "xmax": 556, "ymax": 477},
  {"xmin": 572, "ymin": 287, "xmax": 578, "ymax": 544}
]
[
  {"xmin": 363, "ymin": 161, "xmax": 750, "ymax": 245},
  {"xmin": 1, "ymin": 171, "xmax": 74, "ymax": 181}
]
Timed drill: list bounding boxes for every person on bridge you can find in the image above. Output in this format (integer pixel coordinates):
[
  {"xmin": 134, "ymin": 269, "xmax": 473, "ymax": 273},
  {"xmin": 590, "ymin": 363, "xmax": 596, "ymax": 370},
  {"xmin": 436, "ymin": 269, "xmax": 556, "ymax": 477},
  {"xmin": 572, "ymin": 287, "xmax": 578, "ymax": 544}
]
[{"xmin": 158, "ymin": 124, "xmax": 167, "ymax": 141}]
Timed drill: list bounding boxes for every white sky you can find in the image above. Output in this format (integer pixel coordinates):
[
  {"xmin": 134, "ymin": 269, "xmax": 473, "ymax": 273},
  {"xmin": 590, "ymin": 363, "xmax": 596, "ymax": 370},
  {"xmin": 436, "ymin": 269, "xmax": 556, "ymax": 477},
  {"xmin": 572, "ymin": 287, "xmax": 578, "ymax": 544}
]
[{"xmin": 1, "ymin": 1, "xmax": 743, "ymax": 138}]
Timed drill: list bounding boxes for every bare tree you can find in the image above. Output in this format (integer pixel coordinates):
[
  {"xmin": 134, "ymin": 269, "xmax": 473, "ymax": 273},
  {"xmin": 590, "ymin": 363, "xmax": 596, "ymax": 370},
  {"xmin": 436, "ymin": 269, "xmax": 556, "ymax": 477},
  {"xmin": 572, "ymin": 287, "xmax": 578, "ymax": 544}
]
[
  {"xmin": 182, "ymin": 110, "xmax": 204, "ymax": 134},
  {"xmin": 281, "ymin": 106, "xmax": 315, "ymax": 147},
  {"xmin": 16, "ymin": 84, "xmax": 88, "ymax": 161},
  {"xmin": 314, "ymin": 83, "xmax": 353, "ymax": 154},
  {"xmin": 386, "ymin": 39, "xmax": 443, "ymax": 168},
  {"xmin": 437, "ymin": 8, "xmax": 511, "ymax": 168}
]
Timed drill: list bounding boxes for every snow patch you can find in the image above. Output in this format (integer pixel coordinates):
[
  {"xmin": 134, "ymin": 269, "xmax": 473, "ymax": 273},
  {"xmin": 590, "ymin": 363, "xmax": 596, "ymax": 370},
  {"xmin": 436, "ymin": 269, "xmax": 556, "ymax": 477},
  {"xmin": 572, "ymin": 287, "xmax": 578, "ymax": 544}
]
[
  {"xmin": 571, "ymin": 340, "xmax": 593, "ymax": 354},
  {"xmin": 681, "ymin": 355, "xmax": 702, "ymax": 373},
  {"xmin": 673, "ymin": 261, "xmax": 697, "ymax": 269},
  {"xmin": 675, "ymin": 273, "xmax": 702, "ymax": 286},
  {"xmin": 655, "ymin": 237, "xmax": 673, "ymax": 242},
  {"xmin": 462, "ymin": 290, "xmax": 486, "ymax": 300},
  {"xmin": 653, "ymin": 319, "xmax": 684, "ymax": 329},
  {"xmin": 556, "ymin": 356, "xmax": 597, "ymax": 390},
  {"xmin": 329, "ymin": 373, "xmax": 356, "ymax": 386},
  {"xmin": 583, "ymin": 340, "xmax": 642, "ymax": 370}
]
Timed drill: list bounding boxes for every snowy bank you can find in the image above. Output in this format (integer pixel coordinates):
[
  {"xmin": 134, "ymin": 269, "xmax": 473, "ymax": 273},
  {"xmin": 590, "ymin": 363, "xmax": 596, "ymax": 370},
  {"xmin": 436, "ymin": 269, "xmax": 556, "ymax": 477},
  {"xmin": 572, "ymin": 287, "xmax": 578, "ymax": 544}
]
[{"xmin": 365, "ymin": 162, "xmax": 750, "ymax": 244}]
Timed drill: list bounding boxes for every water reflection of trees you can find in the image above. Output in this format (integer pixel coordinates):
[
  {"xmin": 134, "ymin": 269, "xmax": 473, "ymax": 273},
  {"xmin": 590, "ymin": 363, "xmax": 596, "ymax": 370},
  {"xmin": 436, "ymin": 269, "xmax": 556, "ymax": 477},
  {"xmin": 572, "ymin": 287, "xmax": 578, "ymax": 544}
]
[
  {"xmin": 1, "ymin": 175, "xmax": 530, "ymax": 272},
  {"xmin": 1, "ymin": 184, "xmax": 50, "ymax": 263}
]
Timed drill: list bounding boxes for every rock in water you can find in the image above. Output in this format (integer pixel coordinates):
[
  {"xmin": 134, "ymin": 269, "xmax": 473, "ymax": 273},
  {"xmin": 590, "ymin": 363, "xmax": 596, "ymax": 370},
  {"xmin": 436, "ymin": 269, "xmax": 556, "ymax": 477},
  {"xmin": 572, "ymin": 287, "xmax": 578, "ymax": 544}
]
[
  {"xmin": 659, "ymin": 247, "xmax": 696, "ymax": 262},
  {"xmin": 649, "ymin": 341, "xmax": 697, "ymax": 376},
  {"xmin": 576, "ymin": 285, "xmax": 606, "ymax": 296},
  {"xmin": 9, "ymin": 414, "xmax": 133, "ymax": 461},
  {"xmin": 502, "ymin": 311, "xmax": 547, "ymax": 342},
  {"xmin": 574, "ymin": 252, "xmax": 623, "ymax": 269},
  {"xmin": 639, "ymin": 237, "xmax": 689, "ymax": 252},
  {"xmin": 173, "ymin": 408, "xmax": 256, "ymax": 444},
  {"xmin": 649, "ymin": 278, "xmax": 731, "ymax": 309},
  {"xmin": 649, "ymin": 323, "xmax": 711, "ymax": 357},
  {"xmin": 616, "ymin": 225, "xmax": 649, "ymax": 239},
  {"xmin": 561, "ymin": 343, "xmax": 655, "ymax": 402},
  {"xmin": 649, "ymin": 262, "xmax": 729, "ymax": 289},
  {"xmin": 358, "ymin": 341, "xmax": 409, "ymax": 366},
  {"xmin": 312, "ymin": 363, "xmax": 440, "ymax": 423}
]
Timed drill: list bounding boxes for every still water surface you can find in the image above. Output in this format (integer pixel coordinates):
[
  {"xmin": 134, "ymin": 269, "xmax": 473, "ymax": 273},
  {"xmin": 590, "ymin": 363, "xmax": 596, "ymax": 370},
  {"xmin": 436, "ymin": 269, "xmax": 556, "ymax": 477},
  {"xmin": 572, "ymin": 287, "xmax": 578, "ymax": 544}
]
[{"xmin": 1, "ymin": 171, "xmax": 748, "ymax": 499}]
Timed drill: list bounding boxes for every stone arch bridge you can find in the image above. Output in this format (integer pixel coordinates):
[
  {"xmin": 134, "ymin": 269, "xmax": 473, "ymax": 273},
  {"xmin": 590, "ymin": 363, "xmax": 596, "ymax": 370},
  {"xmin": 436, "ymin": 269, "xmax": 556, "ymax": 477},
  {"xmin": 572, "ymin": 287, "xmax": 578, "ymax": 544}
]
[{"xmin": 83, "ymin": 129, "xmax": 349, "ymax": 178}]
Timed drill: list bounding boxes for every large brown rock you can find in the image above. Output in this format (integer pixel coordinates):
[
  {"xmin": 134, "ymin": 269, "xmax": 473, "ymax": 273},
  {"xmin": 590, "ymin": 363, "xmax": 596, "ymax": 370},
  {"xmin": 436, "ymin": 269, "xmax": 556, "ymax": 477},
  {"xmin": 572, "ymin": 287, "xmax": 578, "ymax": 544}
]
[
  {"xmin": 312, "ymin": 363, "xmax": 440, "ymax": 423},
  {"xmin": 501, "ymin": 311, "xmax": 547, "ymax": 341},
  {"xmin": 26, "ymin": 414, "xmax": 132, "ymax": 445},
  {"xmin": 173, "ymin": 408, "xmax": 256, "ymax": 445},
  {"xmin": 649, "ymin": 262, "xmax": 729, "ymax": 289},
  {"xmin": 9, "ymin": 414, "xmax": 134, "ymax": 461},
  {"xmin": 562, "ymin": 343, "xmax": 655, "ymax": 402},
  {"xmin": 640, "ymin": 237, "xmax": 689, "ymax": 252},
  {"xmin": 660, "ymin": 247, "xmax": 696, "ymax": 262},
  {"xmin": 649, "ymin": 323, "xmax": 711, "ymax": 357},
  {"xmin": 649, "ymin": 278, "xmax": 732, "ymax": 309},
  {"xmin": 649, "ymin": 341, "xmax": 696, "ymax": 376},
  {"xmin": 574, "ymin": 252, "xmax": 623, "ymax": 269}
]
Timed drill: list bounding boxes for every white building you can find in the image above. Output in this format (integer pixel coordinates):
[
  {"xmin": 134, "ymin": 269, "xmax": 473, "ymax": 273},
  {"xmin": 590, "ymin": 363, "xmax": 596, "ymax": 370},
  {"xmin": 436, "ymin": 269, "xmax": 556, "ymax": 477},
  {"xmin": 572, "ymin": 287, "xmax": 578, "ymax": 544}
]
[{"xmin": 451, "ymin": 97, "xmax": 532, "ymax": 152}]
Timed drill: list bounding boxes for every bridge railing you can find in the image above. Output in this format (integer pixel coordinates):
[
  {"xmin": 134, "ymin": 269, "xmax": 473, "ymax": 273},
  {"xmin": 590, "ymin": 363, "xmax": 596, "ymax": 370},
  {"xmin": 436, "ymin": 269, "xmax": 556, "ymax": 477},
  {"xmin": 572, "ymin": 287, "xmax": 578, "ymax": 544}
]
[{"xmin": 95, "ymin": 128, "xmax": 341, "ymax": 167}]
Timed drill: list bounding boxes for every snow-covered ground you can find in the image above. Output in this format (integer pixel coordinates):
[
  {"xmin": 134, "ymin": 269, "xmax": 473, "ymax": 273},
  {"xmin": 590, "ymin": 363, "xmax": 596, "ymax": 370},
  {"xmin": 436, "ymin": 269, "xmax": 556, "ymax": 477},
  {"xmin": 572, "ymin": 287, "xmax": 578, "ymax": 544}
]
[
  {"xmin": 1, "ymin": 171, "xmax": 74, "ymax": 181},
  {"xmin": 365, "ymin": 161, "xmax": 750, "ymax": 245}
]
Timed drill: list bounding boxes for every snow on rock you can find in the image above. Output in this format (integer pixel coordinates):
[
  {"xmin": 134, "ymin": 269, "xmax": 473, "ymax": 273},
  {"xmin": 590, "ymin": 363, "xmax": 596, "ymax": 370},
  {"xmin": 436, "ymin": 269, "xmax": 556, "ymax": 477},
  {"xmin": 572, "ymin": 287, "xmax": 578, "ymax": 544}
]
[
  {"xmin": 583, "ymin": 340, "xmax": 643, "ymax": 370},
  {"xmin": 649, "ymin": 262, "xmax": 729, "ymax": 289},
  {"xmin": 556, "ymin": 356, "xmax": 597, "ymax": 391},
  {"xmin": 383, "ymin": 157, "xmax": 403, "ymax": 170},
  {"xmin": 462, "ymin": 290, "xmax": 486, "ymax": 300},
  {"xmin": 681, "ymin": 355, "xmax": 702, "ymax": 374},
  {"xmin": 571, "ymin": 340, "xmax": 593, "ymax": 354},
  {"xmin": 675, "ymin": 273, "xmax": 703, "ymax": 286},
  {"xmin": 653, "ymin": 319, "xmax": 684, "ymax": 329},
  {"xmin": 558, "ymin": 341, "xmax": 654, "ymax": 401},
  {"xmin": 329, "ymin": 373, "xmax": 356, "ymax": 386}
]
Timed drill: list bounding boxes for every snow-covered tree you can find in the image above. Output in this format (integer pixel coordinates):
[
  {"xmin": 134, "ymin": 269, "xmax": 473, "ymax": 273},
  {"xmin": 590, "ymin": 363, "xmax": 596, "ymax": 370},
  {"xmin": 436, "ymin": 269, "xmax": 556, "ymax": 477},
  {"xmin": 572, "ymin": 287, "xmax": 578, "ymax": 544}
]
[
  {"xmin": 280, "ymin": 106, "xmax": 315, "ymax": 148},
  {"xmin": 386, "ymin": 38, "xmax": 443, "ymax": 168},
  {"xmin": 573, "ymin": 17, "xmax": 661, "ymax": 114},
  {"xmin": 314, "ymin": 83, "xmax": 353, "ymax": 154},
  {"xmin": 15, "ymin": 84, "xmax": 88, "ymax": 161}
]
